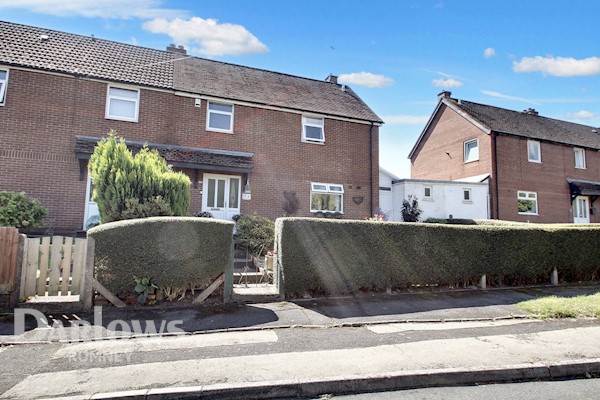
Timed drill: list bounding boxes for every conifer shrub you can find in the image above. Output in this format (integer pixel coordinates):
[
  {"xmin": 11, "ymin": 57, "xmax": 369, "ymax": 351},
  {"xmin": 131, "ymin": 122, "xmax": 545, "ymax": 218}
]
[
  {"xmin": 89, "ymin": 217, "xmax": 234, "ymax": 295},
  {"xmin": 88, "ymin": 132, "xmax": 191, "ymax": 223}
]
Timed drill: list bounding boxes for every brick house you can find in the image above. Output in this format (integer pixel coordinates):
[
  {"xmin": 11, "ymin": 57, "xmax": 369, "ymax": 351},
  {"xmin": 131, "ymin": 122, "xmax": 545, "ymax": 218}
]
[
  {"xmin": 0, "ymin": 21, "xmax": 382, "ymax": 234},
  {"xmin": 409, "ymin": 91, "xmax": 600, "ymax": 224}
]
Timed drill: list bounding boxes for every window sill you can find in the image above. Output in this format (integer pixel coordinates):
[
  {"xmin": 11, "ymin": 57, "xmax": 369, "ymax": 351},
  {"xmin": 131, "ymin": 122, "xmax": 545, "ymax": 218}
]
[
  {"xmin": 518, "ymin": 212, "xmax": 539, "ymax": 216},
  {"xmin": 207, "ymin": 127, "xmax": 233, "ymax": 134},
  {"xmin": 105, "ymin": 116, "xmax": 138, "ymax": 123},
  {"xmin": 422, "ymin": 198, "xmax": 434, "ymax": 202},
  {"xmin": 302, "ymin": 140, "xmax": 325, "ymax": 145},
  {"xmin": 575, "ymin": 166, "xmax": 586, "ymax": 170},
  {"xmin": 464, "ymin": 159, "xmax": 479, "ymax": 164},
  {"xmin": 528, "ymin": 160, "xmax": 542, "ymax": 164},
  {"xmin": 463, "ymin": 200, "xmax": 473, "ymax": 204}
]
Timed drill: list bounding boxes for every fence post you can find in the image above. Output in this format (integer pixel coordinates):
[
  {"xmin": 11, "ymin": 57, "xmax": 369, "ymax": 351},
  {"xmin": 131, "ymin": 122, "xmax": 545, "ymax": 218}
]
[
  {"xmin": 551, "ymin": 268, "xmax": 559, "ymax": 286},
  {"xmin": 223, "ymin": 239, "xmax": 233, "ymax": 303},
  {"xmin": 81, "ymin": 236, "xmax": 95, "ymax": 310},
  {"xmin": 480, "ymin": 274, "xmax": 487, "ymax": 290},
  {"xmin": 9, "ymin": 234, "xmax": 27, "ymax": 309}
]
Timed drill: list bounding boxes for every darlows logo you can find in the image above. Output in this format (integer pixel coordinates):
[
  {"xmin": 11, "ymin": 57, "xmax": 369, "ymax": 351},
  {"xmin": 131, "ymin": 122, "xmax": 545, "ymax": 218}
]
[{"xmin": 14, "ymin": 307, "xmax": 184, "ymax": 340}]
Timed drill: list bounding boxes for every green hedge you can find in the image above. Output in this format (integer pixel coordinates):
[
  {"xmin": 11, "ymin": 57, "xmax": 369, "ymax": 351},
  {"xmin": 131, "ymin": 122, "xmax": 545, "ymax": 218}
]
[
  {"xmin": 275, "ymin": 218, "xmax": 600, "ymax": 296},
  {"xmin": 88, "ymin": 217, "xmax": 233, "ymax": 295}
]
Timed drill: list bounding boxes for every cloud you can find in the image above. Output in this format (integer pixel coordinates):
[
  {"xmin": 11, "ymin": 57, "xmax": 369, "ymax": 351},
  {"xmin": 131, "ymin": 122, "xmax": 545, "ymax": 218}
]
[
  {"xmin": 432, "ymin": 78, "xmax": 463, "ymax": 88},
  {"xmin": 513, "ymin": 56, "xmax": 600, "ymax": 77},
  {"xmin": 564, "ymin": 110, "xmax": 596, "ymax": 121},
  {"xmin": 0, "ymin": 0, "xmax": 185, "ymax": 19},
  {"xmin": 481, "ymin": 90, "xmax": 538, "ymax": 104},
  {"xmin": 484, "ymin": 48, "xmax": 496, "ymax": 59},
  {"xmin": 143, "ymin": 17, "xmax": 268, "ymax": 56},
  {"xmin": 381, "ymin": 115, "xmax": 430, "ymax": 125},
  {"xmin": 338, "ymin": 72, "xmax": 394, "ymax": 88}
]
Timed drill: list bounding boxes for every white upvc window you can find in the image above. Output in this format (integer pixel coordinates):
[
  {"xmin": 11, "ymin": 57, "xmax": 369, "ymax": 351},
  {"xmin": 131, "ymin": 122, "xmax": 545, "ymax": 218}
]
[
  {"xmin": 206, "ymin": 101, "xmax": 234, "ymax": 133},
  {"xmin": 0, "ymin": 69, "xmax": 8, "ymax": 104},
  {"xmin": 424, "ymin": 186, "xmax": 432, "ymax": 198},
  {"xmin": 310, "ymin": 182, "xmax": 343, "ymax": 212},
  {"xmin": 527, "ymin": 140, "xmax": 541, "ymax": 163},
  {"xmin": 105, "ymin": 86, "xmax": 139, "ymax": 122},
  {"xmin": 574, "ymin": 148, "xmax": 586, "ymax": 169},
  {"xmin": 463, "ymin": 188, "xmax": 472, "ymax": 202},
  {"xmin": 302, "ymin": 116, "xmax": 325, "ymax": 144},
  {"xmin": 463, "ymin": 139, "xmax": 479, "ymax": 163},
  {"xmin": 517, "ymin": 191, "xmax": 538, "ymax": 215}
]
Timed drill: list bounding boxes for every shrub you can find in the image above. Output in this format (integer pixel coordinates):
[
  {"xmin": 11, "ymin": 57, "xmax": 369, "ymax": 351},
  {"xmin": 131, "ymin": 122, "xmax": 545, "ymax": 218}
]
[
  {"xmin": 0, "ymin": 191, "xmax": 48, "ymax": 231},
  {"xmin": 275, "ymin": 218, "xmax": 600, "ymax": 296},
  {"xmin": 401, "ymin": 196, "xmax": 422, "ymax": 222},
  {"xmin": 236, "ymin": 214, "xmax": 275, "ymax": 256},
  {"xmin": 89, "ymin": 217, "xmax": 234, "ymax": 296},
  {"xmin": 88, "ymin": 132, "xmax": 191, "ymax": 223}
]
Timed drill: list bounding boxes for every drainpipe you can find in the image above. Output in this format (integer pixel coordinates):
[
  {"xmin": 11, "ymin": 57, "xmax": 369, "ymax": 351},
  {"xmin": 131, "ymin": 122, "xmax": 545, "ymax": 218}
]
[
  {"xmin": 492, "ymin": 132, "xmax": 500, "ymax": 219},
  {"xmin": 369, "ymin": 122, "xmax": 374, "ymax": 216}
]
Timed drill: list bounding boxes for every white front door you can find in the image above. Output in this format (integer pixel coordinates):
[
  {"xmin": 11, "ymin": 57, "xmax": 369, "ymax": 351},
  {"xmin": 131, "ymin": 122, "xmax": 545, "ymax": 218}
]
[
  {"xmin": 202, "ymin": 173, "xmax": 241, "ymax": 220},
  {"xmin": 573, "ymin": 196, "xmax": 590, "ymax": 224}
]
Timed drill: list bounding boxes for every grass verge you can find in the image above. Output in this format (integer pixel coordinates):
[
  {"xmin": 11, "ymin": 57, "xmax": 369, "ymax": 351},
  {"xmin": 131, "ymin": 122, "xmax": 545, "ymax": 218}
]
[{"xmin": 516, "ymin": 292, "xmax": 600, "ymax": 318}]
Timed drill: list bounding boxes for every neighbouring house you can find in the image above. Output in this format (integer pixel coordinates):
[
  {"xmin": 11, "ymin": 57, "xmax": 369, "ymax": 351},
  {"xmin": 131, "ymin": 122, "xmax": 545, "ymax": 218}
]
[
  {"xmin": 0, "ymin": 21, "xmax": 382, "ymax": 234},
  {"xmin": 379, "ymin": 167, "xmax": 489, "ymax": 221},
  {"xmin": 409, "ymin": 91, "xmax": 600, "ymax": 224}
]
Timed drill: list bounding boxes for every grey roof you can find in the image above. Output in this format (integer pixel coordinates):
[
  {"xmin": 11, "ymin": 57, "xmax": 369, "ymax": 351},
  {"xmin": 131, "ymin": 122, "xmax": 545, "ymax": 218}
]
[
  {"xmin": 75, "ymin": 136, "xmax": 253, "ymax": 173},
  {"xmin": 451, "ymin": 99, "xmax": 600, "ymax": 150},
  {"xmin": 0, "ymin": 20, "xmax": 381, "ymax": 123}
]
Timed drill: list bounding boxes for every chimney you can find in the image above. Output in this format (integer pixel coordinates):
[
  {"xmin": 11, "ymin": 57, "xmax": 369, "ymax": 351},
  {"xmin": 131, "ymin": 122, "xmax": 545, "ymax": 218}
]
[
  {"xmin": 437, "ymin": 90, "xmax": 451, "ymax": 100},
  {"xmin": 523, "ymin": 108, "xmax": 539, "ymax": 116},
  {"xmin": 325, "ymin": 74, "xmax": 338, "ymax": 84},
  {"xmin": 166, "ymin": 43, "xmax": 187, "ymax": 55}
]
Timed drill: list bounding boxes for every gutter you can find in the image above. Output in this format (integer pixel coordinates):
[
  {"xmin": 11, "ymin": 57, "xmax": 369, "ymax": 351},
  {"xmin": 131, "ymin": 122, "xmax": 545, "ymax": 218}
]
[{"xmin": 492, "ymin": 132, "xmax": 500, "ymax": 219}]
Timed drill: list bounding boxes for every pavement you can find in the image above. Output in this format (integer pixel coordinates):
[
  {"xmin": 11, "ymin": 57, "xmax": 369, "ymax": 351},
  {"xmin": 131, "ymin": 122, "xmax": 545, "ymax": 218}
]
[{"xmin": 0, "ymin": 285, "xmax": 599, "ymax": 399}]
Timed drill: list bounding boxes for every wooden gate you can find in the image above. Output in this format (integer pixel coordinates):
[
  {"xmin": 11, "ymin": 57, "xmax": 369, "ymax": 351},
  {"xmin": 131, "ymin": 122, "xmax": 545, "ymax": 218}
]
[
  {"xmin": 20, "ymin": 236, "xmax": 87, "ymax": 300},
  {"xmin": 0, "ymin": 227, "xmax": 20, "ymax": 295}
]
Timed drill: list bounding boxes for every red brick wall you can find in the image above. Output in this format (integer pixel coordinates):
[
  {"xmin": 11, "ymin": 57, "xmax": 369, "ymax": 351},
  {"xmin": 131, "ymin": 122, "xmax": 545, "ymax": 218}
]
[
  {"xmin": 495, "ymin": 135, "xmax": 600, "ymax": 223},
  {"xmin": 410, "ymin": 102, "xmax": 600, "ymax": 223},
  {"xmin": 0, "ymin": 68, "xmax": 378, "ymax": 232}
]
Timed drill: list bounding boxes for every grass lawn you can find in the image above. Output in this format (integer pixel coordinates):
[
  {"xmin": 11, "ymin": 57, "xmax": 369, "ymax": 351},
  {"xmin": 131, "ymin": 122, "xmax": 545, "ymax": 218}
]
[{"xmin": 516, "ymin": 292, "xmax": 600, "ymax": 318}]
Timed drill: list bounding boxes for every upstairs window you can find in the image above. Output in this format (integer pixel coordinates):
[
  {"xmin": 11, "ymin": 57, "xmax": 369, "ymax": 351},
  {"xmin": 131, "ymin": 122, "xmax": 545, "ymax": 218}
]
[
  {"xmin": 517, "ymin": 191, "xmax": 538, "ymax": 215},
  {"xmin": 463, "ymin": 139, "xmax": 479, "ymax": 163},
  {"xmin": 0, "ymin": 69, "xmax": 8, "ymax": 104},
  {"xmin": 207, "ymin": 101, "xmax": 234, "ymax": 133},
  {"xmin": 311, "ymin": 182, "xmax": 343, "ymax": 212},
  {"xmin": 574, "ymin": 148, "xmax": 586, "ymax": 169},
  {"xmin": 106, "ymin": 86, "xmax": 139, "ymax": 122},
  {"xmin": 302, "ymin": 116, "xmax": 325, "ymax": 144},
  {"xmin": 527, "ymin": 140, "xmax": 541, "ymax": 163}
]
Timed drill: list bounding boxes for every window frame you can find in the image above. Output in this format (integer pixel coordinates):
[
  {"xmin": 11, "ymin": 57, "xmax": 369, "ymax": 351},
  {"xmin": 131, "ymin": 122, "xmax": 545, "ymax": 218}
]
[
  {"xmin": 527, "ymin": 140, "xmax": 541, "ymax": 163},
  {"xmin": 206, "ymin": 101, "xmax": 234, "ymax": 133},
  {"xmin": 310, "ymin": 182, "xmax": 343, "ymax": 213},
  {"xmin": 105, "ymin": 85, "xmax": 140, "ymax": 122},
  {"xmin": 463, "ymin": 188, "xmax": 472, "ymax": 202},
  {"xmin": 0, "ymin": 68, "xmax": 8, "ymax": 105},
  {"xmin": 517, "ymin": 190, "xmax": 538, "ymax": 215},
  {"xmin": 424, "ymin": 186, "xmax": 432, "ymax": 199},
  {"xmin": 302, "ymin": 116, "xmax": 325, "ymax": 144},
  {"xmin": 463, "ymin": 139, "xmax": 479, "ymax": 163},
  {"xmin": 574, "ymin": 148, "xmax": 586, "ymax": 169}
]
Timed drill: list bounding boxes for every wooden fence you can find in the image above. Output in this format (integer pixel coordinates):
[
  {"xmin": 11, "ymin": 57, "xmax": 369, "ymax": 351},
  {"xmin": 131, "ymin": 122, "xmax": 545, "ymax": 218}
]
[
  {"xmin": 20, "ymin": 236, "xmax": 87, "ymax": 300},
  {"xmin": 0, "ymin": 227, "xmax": 20, "ymax": 295}
]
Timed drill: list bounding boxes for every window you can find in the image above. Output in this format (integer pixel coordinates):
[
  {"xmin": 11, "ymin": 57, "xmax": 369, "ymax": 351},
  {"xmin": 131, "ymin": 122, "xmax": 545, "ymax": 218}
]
[
  {"xmin": 207, "ymin": 101, "xmax": 234, "ymax": 133},
  {"xmin": 463, "ymin": 189, "xmax": 472, "ymax": 202},
  {"xmin": 311, "ymin": 182, "xmax": 343, "ymax": 212},
  {"xmin": 106, "ymin": 86, "xmax": 139, "ymax": 122},
  {"xmin": 527, "ymin": 140, "xmax": 541, "ymax": 163},
  {"xmin": 517, "ymin": 191, "xmax": 538, "ymax": 215},
  {"xmin": 424, "ymin": 186, "xmax": 432, "ymax": 198},
  {"xmin": 0, "ymin": 69, "xmax": 8, "ymax": 104},
  {"xmin": 574, "ymin": 148, "xmax": 586, "ymax": 169},
  {"xmin": 302, "ymin": 116, "xmax": 325, "ymax": 143},
  {"xmin": 463, "ymin": 139, "xmax": 479, "ymax": 163}
]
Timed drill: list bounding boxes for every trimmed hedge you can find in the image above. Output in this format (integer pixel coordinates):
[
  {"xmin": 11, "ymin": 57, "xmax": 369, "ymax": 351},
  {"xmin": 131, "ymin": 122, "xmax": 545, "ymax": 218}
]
[
  {"xmin": 275, "ymin": 218, "xmax": 600, "ymax": 296},
  {"xmin": 88, "ymin": 217, "xmax": 233, "ymax": 295}
]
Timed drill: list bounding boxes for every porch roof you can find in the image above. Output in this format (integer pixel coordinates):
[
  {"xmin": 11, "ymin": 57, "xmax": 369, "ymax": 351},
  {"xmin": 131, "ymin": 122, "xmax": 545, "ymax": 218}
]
[
  {"xmin": 74, "ymin": 136, "xmax": 253, "ymax": 174},
  {"xmin": 567, "ymin": 178, "xmax": 600, "ymax": 203}
]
